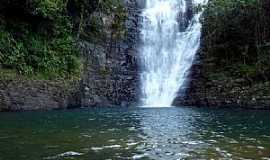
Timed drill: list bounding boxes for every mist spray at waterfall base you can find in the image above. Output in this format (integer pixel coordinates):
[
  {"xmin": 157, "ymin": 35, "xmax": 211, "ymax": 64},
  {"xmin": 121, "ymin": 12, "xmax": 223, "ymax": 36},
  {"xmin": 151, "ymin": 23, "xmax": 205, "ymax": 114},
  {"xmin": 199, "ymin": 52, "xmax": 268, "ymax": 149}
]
[{"xmin": 139, "ymin": 0, "xmax": 207, "ymax": 107}]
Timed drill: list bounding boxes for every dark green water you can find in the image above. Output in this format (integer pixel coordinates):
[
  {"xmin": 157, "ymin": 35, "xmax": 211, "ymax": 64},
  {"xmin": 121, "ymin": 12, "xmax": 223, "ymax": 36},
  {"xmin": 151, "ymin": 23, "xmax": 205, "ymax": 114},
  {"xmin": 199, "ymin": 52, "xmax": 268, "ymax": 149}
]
[{"xmin": 0, "ymin": 107, "xmax": 270, "ymax": 160}]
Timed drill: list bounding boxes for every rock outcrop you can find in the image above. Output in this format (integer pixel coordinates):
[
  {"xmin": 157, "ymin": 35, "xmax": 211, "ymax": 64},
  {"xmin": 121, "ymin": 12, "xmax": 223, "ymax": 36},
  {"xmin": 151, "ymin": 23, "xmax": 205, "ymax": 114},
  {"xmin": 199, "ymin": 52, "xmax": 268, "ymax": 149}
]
[
  {"xmin": 0, "ymin": 79, "xmax": 80, "ymax": 111},
  {"xmin": 0, "ymin": 0, "xmax": 141, "ymax": 111},
  {"xmin": 173, "ymin": 51, "xmax": 270, "ymax": 109}
]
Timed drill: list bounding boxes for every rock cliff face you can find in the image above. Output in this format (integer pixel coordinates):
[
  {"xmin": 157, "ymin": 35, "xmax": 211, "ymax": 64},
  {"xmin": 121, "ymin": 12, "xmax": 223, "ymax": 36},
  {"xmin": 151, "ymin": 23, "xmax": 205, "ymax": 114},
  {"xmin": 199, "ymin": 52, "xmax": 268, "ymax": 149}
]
[
  {"xmin": 77, "ymin": 0, "xmax": 140, "ymax": 107},
  {"xmin": 0, "ymin": 0, "xmax": 140, "ymax": 111},
  {"xmin": 173, "ymin": 50, "xmax": 270, "ymax": 109},
  {"xmin": 1, "ymin": 0, "xmax": 269, "ymax": 111}
]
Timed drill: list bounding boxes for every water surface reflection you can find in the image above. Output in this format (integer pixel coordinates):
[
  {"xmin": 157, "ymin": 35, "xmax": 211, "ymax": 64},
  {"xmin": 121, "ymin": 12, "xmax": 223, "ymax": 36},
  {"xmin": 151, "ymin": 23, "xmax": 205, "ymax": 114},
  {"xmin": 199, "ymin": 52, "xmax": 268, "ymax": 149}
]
[{"xmin": 0, "ymin": 107, "xmax": 270, "ymax": 160}]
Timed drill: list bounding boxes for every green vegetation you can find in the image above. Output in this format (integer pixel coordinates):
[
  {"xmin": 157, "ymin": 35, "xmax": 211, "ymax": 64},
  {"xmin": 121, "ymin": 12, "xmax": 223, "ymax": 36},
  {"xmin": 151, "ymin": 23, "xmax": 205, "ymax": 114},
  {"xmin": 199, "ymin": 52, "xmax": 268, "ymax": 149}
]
[
  {"xmin": 202, "ymin": 0, "xmax": 270, "ymax": 80},
  {"xmin": 0, "ymin": 0, "xmax": 126, "ymax": 79},
  {"xmin": 0, "ymin": 0, "xmax": 80, "ymax": 79}
]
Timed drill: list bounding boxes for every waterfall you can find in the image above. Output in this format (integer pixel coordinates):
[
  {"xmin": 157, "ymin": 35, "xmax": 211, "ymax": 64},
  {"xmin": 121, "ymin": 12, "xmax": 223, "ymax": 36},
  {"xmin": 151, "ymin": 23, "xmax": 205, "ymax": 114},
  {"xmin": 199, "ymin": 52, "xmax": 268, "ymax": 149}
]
[{"xmin": 139, "ymin": 0, "xmax": 208, "ymax": 107}]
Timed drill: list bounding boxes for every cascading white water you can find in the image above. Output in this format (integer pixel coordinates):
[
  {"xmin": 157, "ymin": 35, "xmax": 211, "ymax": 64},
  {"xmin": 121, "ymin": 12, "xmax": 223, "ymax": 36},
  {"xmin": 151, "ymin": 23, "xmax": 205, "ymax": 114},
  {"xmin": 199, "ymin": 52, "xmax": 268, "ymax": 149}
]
[{"xmin": 139, "ymin": 0, "xmax": 208, "ymax": 107}]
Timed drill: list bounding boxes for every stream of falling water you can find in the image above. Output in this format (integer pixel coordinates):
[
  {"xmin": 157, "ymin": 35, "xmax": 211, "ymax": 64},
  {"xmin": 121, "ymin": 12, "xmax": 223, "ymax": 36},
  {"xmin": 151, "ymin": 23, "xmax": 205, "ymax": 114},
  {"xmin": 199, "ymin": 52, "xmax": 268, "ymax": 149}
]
[{"xmin": 139, "ymin": 0, "xmax": 207, "ymax": 107}]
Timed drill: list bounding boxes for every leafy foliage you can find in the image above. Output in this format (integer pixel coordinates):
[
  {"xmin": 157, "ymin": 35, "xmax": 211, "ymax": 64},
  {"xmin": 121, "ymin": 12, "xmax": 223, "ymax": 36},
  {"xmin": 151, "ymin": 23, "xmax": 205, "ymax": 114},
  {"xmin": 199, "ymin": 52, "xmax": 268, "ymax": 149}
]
[
  {"xmin": 0, "ymin": 0, "xmax": 126, "ymax": 79},
  {"xmin": 0, "ymin": 0, "xmax": 81, "ymax": 78},
  {"xmin": 202, "ymin": 0, "xmax": 270, "ymax": 79}
]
